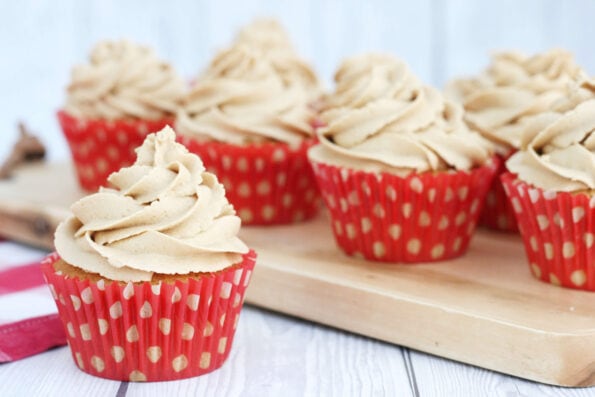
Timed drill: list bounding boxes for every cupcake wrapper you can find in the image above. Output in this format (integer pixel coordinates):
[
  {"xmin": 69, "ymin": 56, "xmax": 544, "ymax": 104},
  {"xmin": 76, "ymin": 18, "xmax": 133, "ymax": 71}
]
[
  {"xmin": 41, "ymin": 251, "xmax": 257, "ymax": 381},
  {"xmin": 179, "ymin": 136, "xmax": 320, "ymax": 225},
  {"xmin": 310, "ymin": 158, "xmax": 497, "ymax": 263},
  {"xmin": 501, "ymin": 173, "xmax": 595, "ymax": 291},
  {"xmin": 479, "ymin": 154, "xmax": 519, "ymax": 232},
  {"xmin": 58, "ymin": 111, "xmax": 173, "ymax": 191}
]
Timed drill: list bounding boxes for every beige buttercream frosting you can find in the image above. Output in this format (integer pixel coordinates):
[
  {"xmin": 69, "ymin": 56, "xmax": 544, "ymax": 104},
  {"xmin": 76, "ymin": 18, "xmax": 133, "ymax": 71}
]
[
  {"xmin": 507, "ymin": 80, "xmax": 595, "ymax": 192},
  {"xmin": 54, "ymin": 126, "xmax": 249, "ymax": 282},
  {"xmin": 64, "ymin": 40, "xmax": 186, "ymax": 121},
  {"xmin": 235, "ymin": 18, "xmax": 320, "ymax": 95},
  {"xmin": 446, "ymin": 49, "xmax": 587, "ymax": 155},
  {"xmin": 176, "ymin": 44, "xmax": 315, "ymax": 146},
  {"xmin": 309, "ymin": 53, "xmax": 491, "ymax": 175}
]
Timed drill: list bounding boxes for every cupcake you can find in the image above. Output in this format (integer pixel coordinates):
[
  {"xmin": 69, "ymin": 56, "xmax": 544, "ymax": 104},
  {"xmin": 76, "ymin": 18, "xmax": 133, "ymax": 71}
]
[
  {"xmin": 41, "ymin": 127, "xmax": 256, "ymax": 381},
  {"xmin": 446, "ymin": 49, "xmax": 587, "ymax": 231},
  {"xmin": 176, "ymin": 31, "xmax": 321, "ymax": 225},
  {"xmin": 58, "ymin": 39, "xmax": 186, "ymax": 191},
  {"xmin": 308, "ymin": 53, "xmax": 497, "ymax": 263},
  {"xmin": 502, "ymin": 79, "xmax": 595, "ymax": 291}
]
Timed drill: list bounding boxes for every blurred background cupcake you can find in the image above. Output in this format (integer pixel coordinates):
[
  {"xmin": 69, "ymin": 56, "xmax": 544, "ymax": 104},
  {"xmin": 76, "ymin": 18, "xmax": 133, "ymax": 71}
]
[
  {"xmin": 309, "ymin": 53, "xmax": 496, "ymax": 263},
  {"xmin": 502, "ymin": 79, "xmax": 595, "ymax": 291},
  {"xmin": 176, "ymin": 20, "xmax": 322, "ymax": 225},
  {"xmin": 43, "ymin": 127, "xmax": 256, "ymax": 381},
  {"xmin": 235, "ymin": 18, "xmax": 323, "ymax": 112},
  {"xmin": 58, "ymin": 39, "xmax": 186, "ymax": 191},
  {"xmin": 446, "ymin": 49, "xmax": 587, "ymax": 232}
]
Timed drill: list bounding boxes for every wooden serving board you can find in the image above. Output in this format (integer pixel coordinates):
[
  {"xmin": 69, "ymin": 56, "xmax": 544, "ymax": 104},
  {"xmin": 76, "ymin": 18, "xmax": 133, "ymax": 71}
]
[{"xmin": 1, "ymin": 162, "xmax": 595, "ymax": 387}]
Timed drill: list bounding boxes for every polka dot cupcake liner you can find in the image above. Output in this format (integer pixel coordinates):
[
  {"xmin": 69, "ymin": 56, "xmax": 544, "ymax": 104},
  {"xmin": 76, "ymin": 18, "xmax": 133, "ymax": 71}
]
[
  {"xmin": 310, "ymin": 158, "xmax": 498, "ymax": 263},
  {"xmin": 57, "ymin": 111, "xmax": 174, "ymax": 191},
  {"xmin": 479, "ymin": 153, "xmax": 519, "ymax": 233},
  {"xmin": 178, "ymin": 136, "xmax": 320, "ymax": 225},
  {"xmin": 501, "ymin": 173, "xmax": 595, "ymax": 291},
  {"xmin": 40, "ymin": 251, "xmax": 256, "ymax": 381}
]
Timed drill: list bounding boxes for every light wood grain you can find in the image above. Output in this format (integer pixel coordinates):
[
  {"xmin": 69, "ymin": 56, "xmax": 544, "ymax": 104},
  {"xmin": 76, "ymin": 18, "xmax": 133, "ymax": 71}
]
[
  {"xmin": 1, "ymin": 162, "xmax": 595, "ymax": 388},
  {"xmin": 242, "ymin": 219, "xmax": 595, "ymax": 387},
  {"xmin": 410, "ymin": 350, "xmax": 595, "ymax": 397},
  {"xmin": 0, "ymin": 162, "xmax": 78, "ymax": 247}
]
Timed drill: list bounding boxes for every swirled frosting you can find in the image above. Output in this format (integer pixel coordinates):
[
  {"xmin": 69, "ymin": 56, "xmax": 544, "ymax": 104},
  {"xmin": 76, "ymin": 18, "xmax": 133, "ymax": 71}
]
[
  {"xmin": 235, "ymin": 18, "xmax": 320, "ymax": 96},
  {"xmin": 64, "ymin": 40, "xmax": 186, "ymax": 121},
  {"xmin": 507, "ymin": 80, "xmax": 595, "ymax": 192},
  {"xmin": 235, "ymin": 18, "xmax": 293, "ymax": 55},
  {"xmin": 309, "ymin": 54, "xmax": 490, "ymax": 175},
  {"xmin": 446, "ymin": 49, "xmax": 587, "ymax": 154},
  {"xmin": 176, "ymin": 44, "xmax": 315, "ymax": 146},
  {"xmin": 54, "ymin": 126, "xmax": 249, "ymax": 282}
]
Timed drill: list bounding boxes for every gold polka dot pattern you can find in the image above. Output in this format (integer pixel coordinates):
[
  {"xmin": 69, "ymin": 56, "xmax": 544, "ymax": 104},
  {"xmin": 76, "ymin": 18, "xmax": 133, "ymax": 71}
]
[
  {"xmin": 40, "ymin": 250, "xmax": 256, "ymax": 381},
  {"xmin": 310, "ymin": 158, "xmax": 497, "ymax": 263},
  {"xmin": 58, "ymin": 110, "xmax": 173, "ymax": 191},
  {"xmin": 502, "ymin": 173, "xmax": 595, "ymax": 291},
  {"xmin": 179, "ymin": 136, "xmax": 320, "ymax": 225}
]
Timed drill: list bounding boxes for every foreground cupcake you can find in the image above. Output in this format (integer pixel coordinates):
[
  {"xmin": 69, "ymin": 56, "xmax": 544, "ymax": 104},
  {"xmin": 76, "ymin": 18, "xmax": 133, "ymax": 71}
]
[
  {"xmin": 176, "ymin": 39, "xmax": 320, "ymax": 225},
  {"xmin": 446, "ymin": 49, "xmax": 586, "ymax": 231},
  {"xmin": 503, "ymin": 79, "xmax": 595, "ymax": 291},
  {"xmin": 42, "ymin": 127, "xmax": 256, "ymax": 381},
  {"xmin": 59, "ymin": 39, "xmax": 186, "ymax": 191},
  {"xmin": 309, "ymin": 54, "xmax": 496, "ymax": 263}
]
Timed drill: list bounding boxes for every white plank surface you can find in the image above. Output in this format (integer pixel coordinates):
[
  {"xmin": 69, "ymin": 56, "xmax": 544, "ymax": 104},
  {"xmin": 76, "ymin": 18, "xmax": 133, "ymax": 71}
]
[
  {"xmin": 2, "ymin": 1, "xmax": 595, "ymax": 395},
  {"xmin": 124, "ymin": 308, "xmax": 414, "ymax": 397},
  {"xmin": 410, "ymin": 350, "xmax": 595, "ymax": 397}
]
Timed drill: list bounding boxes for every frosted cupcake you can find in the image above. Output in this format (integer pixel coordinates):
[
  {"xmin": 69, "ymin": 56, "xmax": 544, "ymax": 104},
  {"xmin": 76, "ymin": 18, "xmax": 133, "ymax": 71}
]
[
  {"xmin": 59, "ymin": 39, "xmax": 186, "ymax": 191},
  {"xmin": 446, "ymin": 49, "xmax": 587, "ymax": 231},
  {"xmin": 309, "ymin": 54, "xmax": 496, "ymax": 263},
  {"xmin": 503, "ymin": 79, "xmax": 595, "ymax": 291},
  {"xmin": 41, "ymin": 127, "xmax": 256, "ymax": 381},
  {"xmin": 176, "ymin": 42, "xmax": 320, "ymax": 225}
]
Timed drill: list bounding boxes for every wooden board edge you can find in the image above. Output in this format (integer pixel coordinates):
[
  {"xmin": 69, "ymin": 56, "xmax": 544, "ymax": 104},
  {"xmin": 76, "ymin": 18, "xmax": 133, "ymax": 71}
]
[
  {"xmin": 244, "ymin": 258, "xmax": 595, "ymax": 387},
  {"xmin": 0, "ymin": 200, "xmax": 68, "ymax": 250}
]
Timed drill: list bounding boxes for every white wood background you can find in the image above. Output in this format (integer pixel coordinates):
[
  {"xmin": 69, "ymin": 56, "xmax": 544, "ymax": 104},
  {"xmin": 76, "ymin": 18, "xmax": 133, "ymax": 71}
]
[
  {"xmin": 1, "ymin": 0, "xmax": 594, "ymax": 162},
  {"xmin": 2, "ymin": 1, "xmax": 595, "ymax": 395}
]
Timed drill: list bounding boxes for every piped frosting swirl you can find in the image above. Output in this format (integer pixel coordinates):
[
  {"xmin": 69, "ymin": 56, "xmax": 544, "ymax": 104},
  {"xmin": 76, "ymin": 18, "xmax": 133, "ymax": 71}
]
[
  {"xmin": 507, "ymin": 80, "xmax": 595, "ymax": 192},
  {"xmin": 54, "ymin": 126, "xmax": 248, "ymax": 282},
  {"xmin": 64, "ymin": 40, "xmax": 186, "ymax": 121},
  {"xmin": 176, "ymin": 44, "xmax": 315, "ymax": 146},
  {"xmin": 446, "ymin": 49, "xmax": 587, "ymax": 154},
  {"xmin": 310, "ymin": 53, "xmax": 490, "ymax": 175}
]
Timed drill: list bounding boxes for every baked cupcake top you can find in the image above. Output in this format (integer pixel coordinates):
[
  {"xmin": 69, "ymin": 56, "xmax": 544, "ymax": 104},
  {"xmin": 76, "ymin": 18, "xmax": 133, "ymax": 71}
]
[
  {"xmin": 234, "ymin": 18, "xmax": 321, "ymax": 98},
  {"xmin": 54, "ymin": 126, "xmax": 249, "ymax": 282},
  {"xmin": 446, "ymin": 49, "xmax": 586, "ymax": 155},
  {"xmin": 309, "ymin": 53, "xmax": 491, "ymax": 175},
  {"xmin": 507, "ymin": 80, "xmax": 595, "ymax": 192},
  {"xmin": 64, "ymin": 40, "xmax": 186, "ymax": 121},
  {"xmin": 176, "ymin": 44, "xmax": 315, "ymax": 147}
]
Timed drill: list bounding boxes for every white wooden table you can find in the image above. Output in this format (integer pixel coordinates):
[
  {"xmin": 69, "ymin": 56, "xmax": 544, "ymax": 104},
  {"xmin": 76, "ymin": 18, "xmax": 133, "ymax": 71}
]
[{"xmin": 0, "ymin": 243, "xmax": 593, "ymax": 397}]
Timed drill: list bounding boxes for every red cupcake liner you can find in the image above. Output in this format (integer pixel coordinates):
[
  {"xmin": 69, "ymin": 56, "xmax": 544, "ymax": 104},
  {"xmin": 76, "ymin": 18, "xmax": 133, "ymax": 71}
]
[
  {"xmin": 41, "ymin": 251, "xmax": 256, "ymax": 381},
  {"xmin": 57, "ymin": 111, "xmax": 174, "ymax": 192},
  {"xmin": 501, "ymin": 173, "xmax": 595, "ymax": 291},
  {"xmin": 178, "ymin": 136, "xmax": 320, "ymax": 225},
  {"xmin": 479, "ymin": 153, "xmax": 519, "ymax": 232},
  {"xmin": 310, "ymin": 158, "xmax": 498, "ymax": 263}
]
